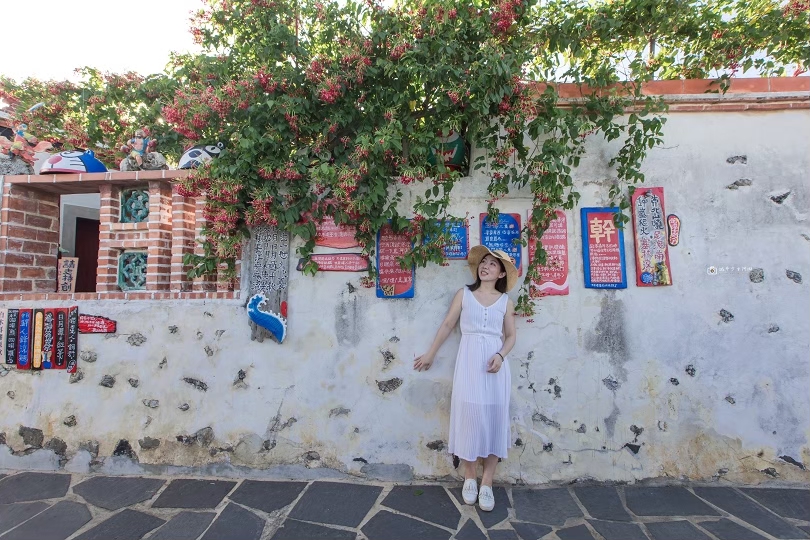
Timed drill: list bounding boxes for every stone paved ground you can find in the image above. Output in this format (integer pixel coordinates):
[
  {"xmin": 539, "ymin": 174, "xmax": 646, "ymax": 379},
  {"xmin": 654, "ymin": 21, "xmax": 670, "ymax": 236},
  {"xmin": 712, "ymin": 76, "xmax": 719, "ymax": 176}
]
[{"xmin": 0, "ymin": 471, "xmax": 808, "ymax": 540}]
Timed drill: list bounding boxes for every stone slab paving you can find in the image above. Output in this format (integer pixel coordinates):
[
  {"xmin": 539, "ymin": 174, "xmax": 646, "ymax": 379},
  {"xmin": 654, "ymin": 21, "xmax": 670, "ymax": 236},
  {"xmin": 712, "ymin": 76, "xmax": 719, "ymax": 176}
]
[
  {"xmin": 510, "ymin": 521, "xmax": 553, "ymax": 540},
  {"xmin": 0, "ymin": 472, "xmax": 71, "ymax": 504},
  {"xmin": 289, "ymin": 481, "xmax": 382, "ymax": 528},
  {"xmin": 73, "ymin": 477, "xmax": 165, "ymax": 511},
  {"xmin": 0, "ymin": 501, "xmax": 49, "ymax": 535},
  {"xmin": 573, "ymin": 486, "xmax": 631, "ymax": 522},
  {"xmin": 1, "ymin": 500, "xmax": 91, "ymax": 540},
  {"xmin": 512, "ymin": 488, "xmax": 583, "ymax": 526},
  {"xmin": 151, "ymin": 479, "xmax": 236, "ymax": 509},
  {"xmin": 73, "ymin": 509, "xmax": 165, "ymax": 540},
  {"xmin": 694, "ymin": 486, "xmax": 810, "ymax": 539},
  {"xmin": 451, "ymin": 486, "xmax": 511, "ymax": 528},
  {"xmin": 644, "ymin": 520, "xmax": 712, "ymax": 540},
  {"xmin": 381, "ymin": 485, "xmax": 460, "ymax": 529},
  {"xmin": 0, "ymin": 470, "xmax": 808, "ymax": 540},
  {"xmin": 148, "ymin": 511, "xmax": 216, "ymax": 540}
]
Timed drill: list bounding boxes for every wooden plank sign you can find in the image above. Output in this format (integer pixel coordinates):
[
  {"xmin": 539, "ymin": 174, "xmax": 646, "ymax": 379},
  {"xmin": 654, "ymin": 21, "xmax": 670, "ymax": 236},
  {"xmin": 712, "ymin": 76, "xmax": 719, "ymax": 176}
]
[
  {"xmin": 528, "ymin": 210, "xmax": 569, "ymax": 297},
  {"xmin": 314, "ymin": 216, "xmax": 360, "ymax": 249},
  {"xmin": 31, "ymin": 309, "xmax": 44, "ymax": 370},
  {"xmin": 480, "ymin": 212, "xmax": 522, "ymax": 275},
  {"xmin": 66, "ymin": 307, "xmax": 79, "ymax": 373},
  {"xmin": 581, "ymin": 207, "xmax": 627, "ymax": 289},
  {"xmin": 631, "ymin": 187, "xmax": 672, "ymax": 286},
  {"xmin": 79, "ymin": 314, "xmax": 118, "ymax": 334},
  {"xmin": 5, "ymin": 309, "xmax": 19, "ymax": 365},
  {"xmin": 296, "ymin": 253, "xmax": 370, "ymax": 272},
  {"xmin": 57, "ymin": 257, "xmax": 79, "ymax": 293},
  {"xmin": 376, "ymin": 223, "xmax": 415, "ymax": 298},
  {"xmin": 17, "ymin": 309, "xmax": 33, "ymax": 370},
  {"xmin": 0, "ymin": 309, "xmax": 6, "ymax": 364},
  {"xmin": 54, "ymin": 308, "xmax": 67, "ymax": 369}
]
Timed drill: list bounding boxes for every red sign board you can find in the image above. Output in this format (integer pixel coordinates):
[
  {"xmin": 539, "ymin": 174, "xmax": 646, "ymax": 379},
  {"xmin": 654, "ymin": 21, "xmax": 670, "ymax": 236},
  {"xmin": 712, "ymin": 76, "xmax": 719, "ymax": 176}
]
[
  {"xmin": 296, "ymin": 253, "xmax": 370, "ymax": 272},
  {"xmin": 631, "ymin": 187, "xmax": 672, "ymax": 286},
  {"xmin": 376, "ymin": 223, "xmax": 415, "ymax": 298},
  {"xmin": 315, "ymin": 217, "xmax": 360, "ymax": 249},
  {"xmin": 581, "ymin": 207, "xmax": 627, "ymax": 289},
  {"xmin": 528, "ymin": 210, "xmax": 569, "ymax": 297},
  {"xmin": 79, "ymin": 314, "xmax": 117, "ymax": 334}
]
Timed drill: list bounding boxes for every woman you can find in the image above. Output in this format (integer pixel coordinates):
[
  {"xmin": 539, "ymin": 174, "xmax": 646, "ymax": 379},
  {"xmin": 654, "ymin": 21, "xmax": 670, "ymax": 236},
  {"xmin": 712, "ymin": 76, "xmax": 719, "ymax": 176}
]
[{"xmin": 414, "ymin": 245, "xmax": 517, "ymax": 511}]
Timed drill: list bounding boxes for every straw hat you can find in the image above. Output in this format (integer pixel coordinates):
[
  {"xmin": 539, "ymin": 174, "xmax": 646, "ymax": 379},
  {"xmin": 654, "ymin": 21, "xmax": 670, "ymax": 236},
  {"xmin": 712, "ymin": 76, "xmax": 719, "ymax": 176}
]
[{"xmin": 468, "ymin": 245, "xmax": 519, "ymax": 291}]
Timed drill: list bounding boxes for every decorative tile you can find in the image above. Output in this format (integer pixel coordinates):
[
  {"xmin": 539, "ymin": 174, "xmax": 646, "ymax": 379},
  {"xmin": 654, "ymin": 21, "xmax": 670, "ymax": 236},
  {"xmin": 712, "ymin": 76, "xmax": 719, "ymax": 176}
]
[
  {"xmin": 200, "ymin": 503, "xmax": 265, "ymax": 540},
  {"xmin": 512, "ymin": 488, "xmax": 582, "ymax": 526},
  {"xmin": 152, "ymin": 479, "xmax": 236, "ymax": 509},
  {"xmin": 0, "ymin": 473, "xmax": 71, "ymax": 504},
  {"xmin": 361, "ymin": 510, "xmax": 450, "ymax": 540},
  {"xmin": 120, "ymin": 189, "xmax": 150, "ymax": 223},
  {"xmin": 73, "ymin": 476, "xmax": 165, "ymax": 510},
  {"xmin": 382, "ymin": 485, "xmax": 460, "ymax": 529},
  {"xmin": 228, "ymin": 480, "xmax": 307, "ymax": 514},
  {"xmin": 625, "ymin": 487, "xmax": 719, "ymax": 516},
  {"xmin": 289, "ymin": 482, "xmax": 382, "ymax": 528},
  {"xmin": 118, "ymin": 251, "xmax": 148, "ymax": 291},
  {"xmin": 694, "ymin": 487, "xmax": 809, "ymax": 539},
  {"xmin": 74, "ymin": 509, "xmax": 165, "ymax": 540}
]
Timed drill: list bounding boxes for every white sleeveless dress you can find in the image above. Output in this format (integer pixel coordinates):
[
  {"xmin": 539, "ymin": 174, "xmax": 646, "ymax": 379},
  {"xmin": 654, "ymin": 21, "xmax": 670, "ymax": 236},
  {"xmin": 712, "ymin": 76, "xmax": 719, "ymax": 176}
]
[{"xmin": 448, "ymin": 287, "xmax": 512, "ymax": 461}]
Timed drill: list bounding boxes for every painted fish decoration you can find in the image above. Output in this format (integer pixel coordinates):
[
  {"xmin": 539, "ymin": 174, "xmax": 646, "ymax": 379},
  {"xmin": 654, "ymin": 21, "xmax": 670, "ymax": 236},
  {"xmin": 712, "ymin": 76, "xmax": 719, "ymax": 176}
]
[{"xmin": 247, "ymin": 293, "xmax": 287, "ymax": 344}]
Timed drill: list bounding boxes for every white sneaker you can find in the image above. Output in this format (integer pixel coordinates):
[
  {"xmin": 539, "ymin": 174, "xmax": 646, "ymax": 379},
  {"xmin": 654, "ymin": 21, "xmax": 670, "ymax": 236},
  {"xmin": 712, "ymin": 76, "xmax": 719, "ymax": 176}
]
[
  {"xmin": 462, "ymin": 479, "xmax": 478, "ymax": 505},
  {"xmin": 478, "ymin": 485, "xmax": 495, "ymax": 512}
]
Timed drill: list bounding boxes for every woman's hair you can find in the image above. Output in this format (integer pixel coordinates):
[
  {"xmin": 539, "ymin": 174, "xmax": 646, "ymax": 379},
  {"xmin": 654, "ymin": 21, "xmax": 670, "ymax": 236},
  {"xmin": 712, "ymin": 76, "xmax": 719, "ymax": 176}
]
[{"xmin": 468, "ymin": 256, "xmax": 508, "ymax": 293}]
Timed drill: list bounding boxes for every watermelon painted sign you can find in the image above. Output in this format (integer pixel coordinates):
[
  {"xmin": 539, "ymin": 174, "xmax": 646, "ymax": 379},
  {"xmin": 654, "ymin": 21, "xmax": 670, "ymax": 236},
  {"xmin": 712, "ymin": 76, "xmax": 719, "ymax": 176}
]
[
  {"xmin": 314, "ymin": 217, "xmax": 360, "ymax": 249},
  {"xmin": 297, "ymin": 253, "xmax": 371, "ymax": 272},
  {"xmin": 581, "ymin": 207, "xmax": 627, "ymax": 289},
  {"xmin": 376, "ymin": 223, "xmax": 415, "ymax": 298},
  {"xmin": 528, "ymin": 210, "xmax": 569, "ymax": 297},
  {"xmin": 480, "ymin": 213, "xmax": 522, "ymax": 275},
  {"xmin": 631, "ymin": 187, "xmax": 672, "ymax": 286},
  {"xmin": 79, "ymin": 314, "xmax": 118, "ymax": 334}
]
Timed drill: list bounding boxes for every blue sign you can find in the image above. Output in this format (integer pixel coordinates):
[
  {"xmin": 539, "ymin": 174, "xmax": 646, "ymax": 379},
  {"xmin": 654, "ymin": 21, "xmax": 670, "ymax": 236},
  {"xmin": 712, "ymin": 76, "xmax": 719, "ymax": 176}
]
[
  {"xmin": 18, "ymin": 310, "xmax": 31, "ymax": 368},
  {"xmin": 433, "ymin": 220, "xmax": 469, "ymax": 260},
  {"xmin": 480, "ymin": 212, "xmax": 522, "ymax": 274},
  {"xmin": 581, "ymin": 207, "xmax": 627, "ymax": 289}
]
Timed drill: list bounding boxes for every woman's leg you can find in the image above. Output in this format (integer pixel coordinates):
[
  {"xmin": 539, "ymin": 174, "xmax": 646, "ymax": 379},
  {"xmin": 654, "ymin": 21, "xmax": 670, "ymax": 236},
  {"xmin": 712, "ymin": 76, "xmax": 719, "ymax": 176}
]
[
  {"xmin": 461, "ymin": 458, "xmax": 478, "ymax": 480},
  {"xmin": 481, "ymin": 454, "xmax": 499, "ymax": 486}
]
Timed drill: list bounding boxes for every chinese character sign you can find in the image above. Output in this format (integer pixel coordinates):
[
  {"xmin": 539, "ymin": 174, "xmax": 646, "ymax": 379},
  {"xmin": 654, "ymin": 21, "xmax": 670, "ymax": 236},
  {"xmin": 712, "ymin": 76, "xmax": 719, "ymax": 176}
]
[
  {"xmin": 314, "ymin": 216, "xmax": 361, "ymax": 249},
  {"xmin": 57, "ymin": 257, "xmax": 79, "ymax": 293},
  {"xmin": 17, "ymin": 309, "xmax": 32, "ymax": 370},
  {"xmin": 479, "ymin": 213, "xmax": 522, "ymax": 275},
  {"xmin": 528, "ymin": 210, "xmax": 569, "ymax": 297},
  {"xmin": 581, "ymin": 208, "xmax": 627, "ymax": 289},
  {"xmin": 377, "ymin": 223, "xmax": 415, "ymax": 298},
  {"xmin": 5, "ymin": 309, "xmax": 19, "ymax": 365},
  {"xmin": 296, "ymin": 253, "xmax": 371, "ymax": 272},
  {"xmin": 631, "ymin": 187, "xmax": 672, "ymax": 287},
  {"xmin": 0, "ymin": 309, "xmax": 6, "ymax": 364},
  {"xmin": 440, "ymin": 220, "xmax": 469, "ymax": 260}
]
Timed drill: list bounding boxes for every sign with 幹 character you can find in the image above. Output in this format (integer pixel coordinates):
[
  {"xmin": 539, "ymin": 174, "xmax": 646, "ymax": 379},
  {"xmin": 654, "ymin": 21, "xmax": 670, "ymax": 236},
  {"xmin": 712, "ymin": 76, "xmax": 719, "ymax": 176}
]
[
  {"xmin": 528, "ymin": 210, "xmax": 569, "ymax": 297},
  {"xmin": 480, "ymin": 212, "xmax": 522, "ymax": 275},
  {"xmin": 376, "ymin": 223, "xmax": 415, "ymax": 298},
  {"xmin": 581, "ymin": 207, "xmax": 627, "ymax": 289},
  {"xmin": 57, "ymin": 257, "xmax": 79, "ymax": 293},
  {"xmin": 631, "ymin": 187, "xmax": 672, "ymax": 287}
]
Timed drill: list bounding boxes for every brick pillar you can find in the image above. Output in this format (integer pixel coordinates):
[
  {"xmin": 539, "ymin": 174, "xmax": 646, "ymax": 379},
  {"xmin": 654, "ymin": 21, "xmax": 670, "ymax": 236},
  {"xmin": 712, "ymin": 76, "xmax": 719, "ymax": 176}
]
[
  {"xmin": 193, "ymin": 196, "xmax": 217, "ymax": 291},
  {"xmin": 96, "ymin": 184, "xmax": 121, "ymax": 292},
  {"xmin": 0, "ymin": 184, "xmax": 59, "ymax": 293},
  {"xmin": 170, "ymin": 186, "xmax": 196, "ymax": 292},
  {"xmin": 146, "ymin": 181, "xmax": 172, "ymax": 291}
]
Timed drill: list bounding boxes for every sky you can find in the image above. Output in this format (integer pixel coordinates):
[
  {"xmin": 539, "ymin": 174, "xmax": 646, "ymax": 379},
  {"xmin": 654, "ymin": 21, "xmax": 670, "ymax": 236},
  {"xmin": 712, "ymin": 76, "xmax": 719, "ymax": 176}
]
[{"xmin": 2, "ymin": 0, "xmax": 203, "ymax": 82}]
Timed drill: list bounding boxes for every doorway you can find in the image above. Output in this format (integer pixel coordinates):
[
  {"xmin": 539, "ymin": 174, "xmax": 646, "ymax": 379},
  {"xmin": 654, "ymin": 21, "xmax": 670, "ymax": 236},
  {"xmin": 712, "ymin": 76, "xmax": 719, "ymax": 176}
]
[{"xmin": 74, "ymin": 217, "xmax": 100, "ymax": 292}]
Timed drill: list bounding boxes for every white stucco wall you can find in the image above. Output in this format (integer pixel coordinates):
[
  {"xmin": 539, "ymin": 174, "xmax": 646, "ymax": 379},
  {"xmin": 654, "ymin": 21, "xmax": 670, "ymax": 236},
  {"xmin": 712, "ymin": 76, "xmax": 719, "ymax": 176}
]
[{"xmin": 1, "ymin": 109, "xmax": 808, "ymax": 484}]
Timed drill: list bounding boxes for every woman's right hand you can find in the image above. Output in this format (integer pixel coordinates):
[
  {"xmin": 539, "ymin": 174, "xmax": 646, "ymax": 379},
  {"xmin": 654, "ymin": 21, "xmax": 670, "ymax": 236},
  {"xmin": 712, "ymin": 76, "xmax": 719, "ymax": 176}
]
[{"xmin": 414, "ymin": 353, "xmax": 434, "ymax": 372}]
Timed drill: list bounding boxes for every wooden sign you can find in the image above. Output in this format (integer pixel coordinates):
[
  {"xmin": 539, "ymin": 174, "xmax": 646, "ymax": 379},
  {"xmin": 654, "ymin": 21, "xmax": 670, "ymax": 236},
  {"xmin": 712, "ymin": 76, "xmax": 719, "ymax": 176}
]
[
  {"xmin": 5, "ymin": 309, "xmax": 19, "ymax": 365},
  {"xmin": 667, "ymin": 214, "xmax": 681, "ymax": 246},
  {"xmin": 314, "ymin": 216, "xmax": 360, "ymax": 249},
  {"xmin": 66, "ymin": 307, "xmax": 79, "ymax": 373},
  {"xmin": 480, "ymin": 212, "xmax": 522, "ymax": 275},
  {"xmin": 528, "ymin": 210, "xmax": 569, "ymax": 297},
  {"xmin": 17, "ymin": 309, "xmax": 33, "ymax": 370},
  {"xmin": 0, "ymin": 309, "xmax": 6, "ymax": 364},
  {"xmin": 296, "ymin": 253, "xmax": 370, "ymax": 272},
  {"xmin": 54, "ymin": 308, "xmax": 67, "ymax": 369},
  {"xmin": 32, "ymin": 309, "xmax": 44, "ymax": 370},
  {"xmin": 631, "ymin": 187, "xmax": 672, "ymax": 286},
  {"xmin": 79, "ymin": 314, "xmax": 118, "ymax": 334},
  {"xmin": 247, "ymin": 225, "xmax": 290, "ymax": 343},
  {"xmin": 57, "ymin": 257, "xmax": 79, "ymax": 293},
  {"xmin": 581, "ymin": 208, "xmax": 627, "ymax": 289},
  {"xmin": 376, "ymin": 223, "xmax": 415, "ymax": 298}
]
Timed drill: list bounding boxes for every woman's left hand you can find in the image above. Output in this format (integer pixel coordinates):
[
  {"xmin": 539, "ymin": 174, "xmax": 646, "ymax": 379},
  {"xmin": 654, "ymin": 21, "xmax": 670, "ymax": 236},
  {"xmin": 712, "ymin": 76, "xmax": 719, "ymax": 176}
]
[{"xmin": 486, "ymin": 354, "xmax": 503, "ymax": 373}]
